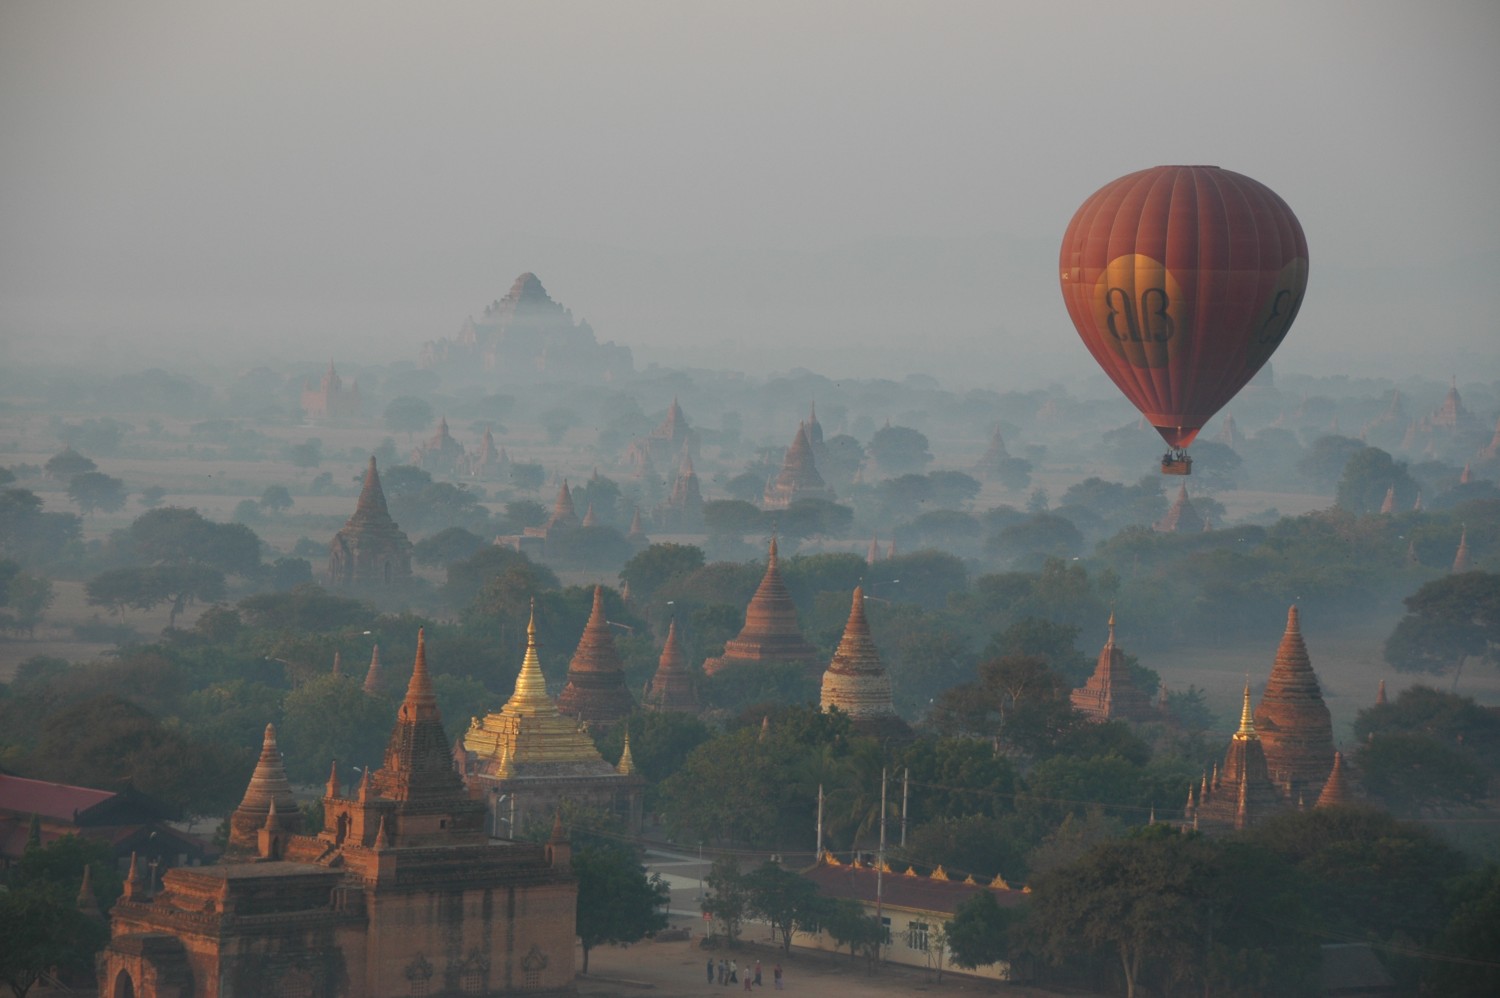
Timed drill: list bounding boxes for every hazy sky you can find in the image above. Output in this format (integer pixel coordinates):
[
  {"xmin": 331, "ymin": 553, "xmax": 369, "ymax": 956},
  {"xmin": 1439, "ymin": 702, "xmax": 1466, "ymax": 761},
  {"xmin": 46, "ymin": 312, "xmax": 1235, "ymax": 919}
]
[{"xmin": 3, "ymin": 1, "xmax": 1497, "ymax": 385}]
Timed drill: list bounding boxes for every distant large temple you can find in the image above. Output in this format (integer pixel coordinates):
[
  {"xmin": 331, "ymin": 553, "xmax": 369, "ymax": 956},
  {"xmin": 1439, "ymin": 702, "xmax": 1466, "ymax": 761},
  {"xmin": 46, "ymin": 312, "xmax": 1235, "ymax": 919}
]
[
  {"xmin": 420, "ymin": 273, "xmax": 632, "ymax": 383},
  {"xmin": 763, "ymin": 422, "xmax": 836, "ymax": 509},
  {"xmin": 328, "ymin": 458, "xmax": 413, "ymax": 588},
  {"xmin": 98, "ymin": 632, "xmax": 577, "ymax": 997}
]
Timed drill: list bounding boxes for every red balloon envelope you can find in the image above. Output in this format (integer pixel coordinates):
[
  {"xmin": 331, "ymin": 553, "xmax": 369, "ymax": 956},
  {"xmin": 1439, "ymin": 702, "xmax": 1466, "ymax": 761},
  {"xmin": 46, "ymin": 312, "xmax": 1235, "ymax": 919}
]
[{"xmin": 1059, "ymin": 165, "xmax": 1308, "ymax": 456}]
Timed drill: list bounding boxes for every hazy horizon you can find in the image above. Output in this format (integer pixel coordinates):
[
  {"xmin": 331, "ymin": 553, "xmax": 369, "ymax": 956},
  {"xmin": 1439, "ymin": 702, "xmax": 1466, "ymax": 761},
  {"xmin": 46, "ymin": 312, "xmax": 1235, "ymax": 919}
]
[{"xmin": 3, "ymin": 2, "xmax": 1497, "ymax": 387}]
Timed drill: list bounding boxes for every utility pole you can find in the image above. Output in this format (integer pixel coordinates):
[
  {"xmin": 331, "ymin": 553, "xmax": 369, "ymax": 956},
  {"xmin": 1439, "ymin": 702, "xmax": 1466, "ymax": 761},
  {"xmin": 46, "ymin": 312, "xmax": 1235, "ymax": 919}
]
[
  {"xmin": 815, "ymin": 784, "xmax": 824, "ymax": 862},
  {"xmin": 876, "ymin": 767, "xmax": 887, "ymax": 962},
  {"xmin": 900, "ymin": 767, "xmax": 909, "ymax": 848}
]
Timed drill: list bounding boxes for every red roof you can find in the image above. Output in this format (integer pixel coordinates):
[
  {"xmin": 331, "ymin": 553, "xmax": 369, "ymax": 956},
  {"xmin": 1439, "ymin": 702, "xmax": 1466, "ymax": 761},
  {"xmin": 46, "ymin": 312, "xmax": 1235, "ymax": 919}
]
[
  {"xmin": 802, "ymin": 862, "xmax": 1026, "ymax": 917},
  {"xmin": 0, "ymin": 774, "xmax": 116, "ymax": 822}
]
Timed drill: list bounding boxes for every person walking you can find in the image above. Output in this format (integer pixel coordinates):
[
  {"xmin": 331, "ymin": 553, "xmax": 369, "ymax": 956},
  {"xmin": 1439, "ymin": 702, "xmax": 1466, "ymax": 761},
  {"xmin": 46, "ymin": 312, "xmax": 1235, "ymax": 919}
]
[
  {"xmin": 754, "ymin": 961, "xmax": 762, "ymax": 987},
  {"xmin": 707, "ymin": 958, "xmax": 715, "ymax": 984},
  {"xmin": 718, "ymin": 959, "xmax": 727, "ymax": 985},
  {"xmin": 729, "ymin": 959, "xmax": 738, "ymax": 985},
  {"xmin": 773, "ymin": 964, "xmax": 783, "ymax": 990},
  {"xmin": 744, "ymin": 967, "xmax": 753, "ymax": 992}
]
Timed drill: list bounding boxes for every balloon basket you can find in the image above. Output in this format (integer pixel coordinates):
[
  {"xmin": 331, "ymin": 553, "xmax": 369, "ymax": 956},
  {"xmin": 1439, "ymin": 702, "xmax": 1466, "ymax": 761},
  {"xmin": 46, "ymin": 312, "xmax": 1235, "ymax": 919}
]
[{"xmin": 1160, "ymin": 452, "xmax": 1192, "ymax": 476}]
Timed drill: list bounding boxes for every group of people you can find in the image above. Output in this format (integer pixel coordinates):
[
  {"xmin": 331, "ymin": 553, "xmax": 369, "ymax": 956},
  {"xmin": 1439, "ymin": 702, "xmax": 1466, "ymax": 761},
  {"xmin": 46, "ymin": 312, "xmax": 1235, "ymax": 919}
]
[{"xmin": 707, "ymin": 957, "xmax": 783, "ymax": 990}]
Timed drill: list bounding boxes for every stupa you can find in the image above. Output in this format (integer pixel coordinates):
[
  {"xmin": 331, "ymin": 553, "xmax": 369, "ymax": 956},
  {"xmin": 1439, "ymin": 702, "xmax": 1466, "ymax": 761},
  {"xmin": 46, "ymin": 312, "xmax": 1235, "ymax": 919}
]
[
  {"xmin": 557, "ymin": 586, "xmax": 636, "ymax": 726},
  {"xmin": 327, "ymin": 457, "xmax": 413, "ymax": 587},
  {"xmin": 459, "ymin": 604, "xmax": 643, "ymax": 836},
  {"xmin": 299, "ymin": 360, "xmax": 362, "ymax": 419},
  {"xmin": 225, "ymin": 724, "xmax": 301, "ymax": 855},
  {"xmin": 703, "ymin": 537, "xmax": 822, "ymax": 676},
  {"xmin": 655, "ymin": 455, "xmax": 705, "ymax": 531},
  {"xmin": 819, "ymin": 588, "xmax": 910, "ymax": 739},
  {"xmin": 644, "ymin": 619, "xmax": 698, "ymax": 713},
  {"xmin": 1315, "ymin": 750, "xmax": 1358, "ymax": 808},
  {"xmin": 763, "ymin": 423, "xmax": 836, "ymax": 509},
  {"xmin": 1254, "ymin": 606, "xmax": 1334, "ymax": 799},
  {"xmin": 972, "ymin": 424, "xmax": 1010, "ymax": 480},
  {"xmin": 1069, "ymin": 613, "xmax": 1156, "ymax": 723},
  {"xmin": 410, "ymin": 416, "xmax": 465, "ymax": 474}
]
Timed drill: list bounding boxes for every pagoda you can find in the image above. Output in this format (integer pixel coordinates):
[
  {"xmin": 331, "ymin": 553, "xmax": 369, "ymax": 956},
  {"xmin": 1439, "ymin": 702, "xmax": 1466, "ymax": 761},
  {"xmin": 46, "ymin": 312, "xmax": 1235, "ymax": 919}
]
[
  {"xmin": 468, "ymin": 428, "xmax": 508, "ymax": 480},
  {"xmin": 655, "ymin": 455, "xmax": 705, "ymax": 531},
  {"xmin": 1069, "ymin": 613, "xmax": 1156, "ymax": 723},
  {"xmin": 625, "ymin": 397, "xmax": 700, "ymax": 473},
  {"xmin": 1315, "ymin": 751, "xmax": 1359, "ymax": 808},
  {"xmin": 703, "ymin": 537, "xmax": 822, "ymax": 677},
  {"xmin": 1188, "ymin": 681, "xmax": 1286, "ymax": 831},
  {"xmin": 972, "ymin": 424, "xmax": 1010, "ymax": 481},
  {"xmin": 459, "ymin": 604, "xmax": 643, "ymax": 836},
  {"xmin": 1254, "ymin": 606, "xmax": 1335, "ymax": 799},
  {"xmin": 225, "ymin": 724, "xmax": 301, "ymax": 855},
  {"xmin": 819, "ymin": 588, "xmax": 910, "ymax": 739},
  {"xmin": 557, "ymin": 586, "xmax": 636, "ymax": 726},
  {"xmin": 763, "ymin": 423, "xmax": 836, "ymax": 509},
  {"xmin": 100, "ymin": 630, "xmax": 578, "ymax": 996},
  {"xmin": 644, "ymin": 619, "xmax": 698, "ymax": 713},
  {"xmin": 328, "ymin": 457, "xmax": 413, "ymax": 587},
  {"xmin": 1155, "ymin": 484, "xmax": 1205, "ymax": 533}
]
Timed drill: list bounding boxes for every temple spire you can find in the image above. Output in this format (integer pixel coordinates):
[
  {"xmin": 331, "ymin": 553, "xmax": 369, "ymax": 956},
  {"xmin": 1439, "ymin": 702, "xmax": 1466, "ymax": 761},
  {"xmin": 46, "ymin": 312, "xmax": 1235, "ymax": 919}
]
[
  {"xmin": 507, "ymin": 600, "xmax": 554, "ymax": 715},
  {"xmin": 398, "ymin": 628, "xmax": 440, "ymax": 723},
  {"xmin": 1235, "ymin": 679, "xmax": 1257, "ymax": 739},
  {"xmin": 363, "ymin": 644, "xmax": 383, "ymax": 694},
  {"xmin": 617, "ymin": 731, "xmax": 637, "ymax": 775}
]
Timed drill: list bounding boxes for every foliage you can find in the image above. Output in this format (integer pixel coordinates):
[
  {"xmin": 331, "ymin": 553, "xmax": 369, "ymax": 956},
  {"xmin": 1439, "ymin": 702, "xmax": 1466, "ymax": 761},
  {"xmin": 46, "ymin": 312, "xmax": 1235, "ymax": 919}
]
[
  {"xmin": 702, "ymin": 856, "xmax": 750, "ymax": 943},
  {"xmin": 620, "ymin": 543, "xmax": 705, "ymax": 603},
  {"xmin": 278, "ymin": 675, "xmax": 396, "ymax": 783},
  {"xmin": 1427, "ymin": 863, "xmax": 1500, "ymax": 996},
  {"xmin": 868, "ymin": 424, "xmax": 933, "ymax": 475},
  {"xmin": 1384, "ymin": 572, "xmax": 1500, "ymax": 676},
  {"xmin": 238, "ymin": 584, "xmax": 375, "ymax": 633},
  {"xmin": 1353, "ymin": 733, "xmax": 1487, "ymax": 816},
  {"xmin": 130, "ymin": 507, "xmax": 261, "ymax": 575},
  {"xmin": 819, "ymin": 896, "xmax": 886, "ymax": 961},
  {"xmin": 572, "ymin": 844, "xmax": 670, "ymax": 973},
  {"xmin": 1336, "ymin": 446, "xmax": 1419, "ymax": 513},
  {"xmin": 66, "ymin": 471, "xmax": 127, "ymax": 515},
  {"xmin": 86, "ymin": 564, "xmax": 226, "ymax": 628},
  {"xmin": 945, "ymin": 890, "xmax": 1018, "ymax": 970},
  {"xmin": 0, "ymin": 566, "xmax": 53, "ymax": 638},
  {"xmin": 43, "ymin": 448, "xmax": 96, "ymax": 479},
  {"xmin": 16, "ymin": 833, "xmax": 123, "ymax": 908},
  {"xmin": 258, "ymin": 485, "xmax": 293, "ymax": 512},
  {"xmin": 744, "ymin": 861, "xmax": 825, "ymax": 953},
  {"xmin": 0, "ymin": 883, "xmax": 108, "ymax": 998}
]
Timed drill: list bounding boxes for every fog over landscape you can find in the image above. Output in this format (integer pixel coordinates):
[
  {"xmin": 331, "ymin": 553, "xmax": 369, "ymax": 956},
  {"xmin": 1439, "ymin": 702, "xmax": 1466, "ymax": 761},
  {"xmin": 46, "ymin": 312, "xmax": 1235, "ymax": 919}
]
[
  {"xmin": 3, "ymin": 1, "xmax": 1497, "ymax": 382},
  {"xmin": 4, "ymin": 5, "xmax": 1500, "ymax": 998}
]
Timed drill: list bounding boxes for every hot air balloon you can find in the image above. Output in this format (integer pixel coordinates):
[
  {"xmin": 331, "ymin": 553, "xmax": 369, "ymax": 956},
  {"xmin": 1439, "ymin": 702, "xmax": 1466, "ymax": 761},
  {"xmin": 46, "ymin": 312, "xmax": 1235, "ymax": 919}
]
[{"xmin": 1059, "ymin": 166, "xmax": 1308, "ymax": 474}]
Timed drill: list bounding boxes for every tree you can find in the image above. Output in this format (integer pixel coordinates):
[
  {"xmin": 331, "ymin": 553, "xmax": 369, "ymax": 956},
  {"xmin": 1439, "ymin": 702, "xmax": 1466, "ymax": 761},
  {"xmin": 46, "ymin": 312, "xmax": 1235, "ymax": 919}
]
[
  {"xmin": 539, "ymin": 407, "xmax": 579, "ymax": 445},
  {"xmin": 1384, "ymin": 572, "xmax": 1500, "ymax": 680},
  {"xmin": 1353, "ymin": 733, "xmax": 1486, "ymax": 816},
  {"xmin": 85, "ymin": 566, "xmax": 162, "ymax": 618},
  {"xmin": 772, "ymin": 498, "xmax": 853, "ymax": 540},
  {"xmin": 285, "ymin": 438, "xmax": 322, "ymax": 471},
  {"xmin": 0, "ymin": 569, "xmax": 53, "ymax": 638},
  {"xmin": 1335, "ymin": 446, "xmax": 1419, "ymax": 513},
  {"xmin": 703, "ymin": 499, "xmax": 765, "ymax": 541},
  {"xmin": 412, "ymin": 526, "xmax": 488, "ymax": 567},
  {"xmin": 258, "ymin": 485, "xmax": 293, "ymax": 512},
  {"xmin": 620, "ymin": 543, "xmax": 706, "ymax": 603},
  {"xmin": 820, "ymin": 897, "xmax": 886, "ymax": 962},
  {"xmin": 1427, "ymin": 863, "xmax": 1500, "ymax": 996},
  {"xmin": 66, "ymin": 471, "xmax": 127, "ymax": 516},
  {"xmin": 43, "ymin": 448, "xmax": 95, "ymax": 480},
  {"xmin": 84, "ymin": 565, "xmax": 225, "ymax": 628},
  {"xmin": 702, "ymin": 856, "xmax": 750, "ymax": 944},
  {"xmin": 237, "ymin": 583, "xmax": 375, "ymax": 633},
  {"xmin": 945, "ymin": 890, "xmax": 1017, "ymax": 971},
  {"xmin": 868, "ymin": 425, "xmax": 932, "ymax": 476},
  {"xmin": 130, "ymin": 507, "xmax": 261, "ymax": 576},
  {"xmin": 744, "ymin": 861, "xmax": 824, "ymax": 953},
  {"xmin": 0, "ymin": 884, "xmax": 108, "ymax": 998},
  {"xmin": 384, "ymin": 396, "xmax": 434, "ymax": 438},
  {"xmin": 278, "ymin": 675, "xmax": 395, "ymax": 783},
  {"xmin": 573, "ymin": 844, "xmax": 669, "ymax": 973}
]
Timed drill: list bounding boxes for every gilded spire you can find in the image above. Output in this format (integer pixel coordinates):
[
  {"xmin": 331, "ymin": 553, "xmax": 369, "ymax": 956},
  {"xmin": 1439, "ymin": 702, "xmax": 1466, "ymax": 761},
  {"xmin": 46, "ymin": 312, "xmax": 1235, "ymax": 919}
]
[
  {"xmin": 398, "ymin": 628, "xmax": 440, "ymax": 723},
  {"xmin": 1235, "ymin": 679, "xmax": 1257, "ymax": 739},
  {"xmin": 507, "ymin": 600, "xmax": 555, "ymax": 715},
  {"xmin": 617, "ymin": 730, "xmax": 637, "ymax": 775}
]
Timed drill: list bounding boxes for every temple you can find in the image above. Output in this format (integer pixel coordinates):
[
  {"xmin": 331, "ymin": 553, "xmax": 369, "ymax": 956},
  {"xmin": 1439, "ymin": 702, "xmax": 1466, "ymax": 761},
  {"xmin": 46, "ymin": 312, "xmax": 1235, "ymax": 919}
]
[
  {"xmin": 556, "ymin": 586, "xmax": 636, "ymax": 726},
  {"xmin": 299, "ymin": 361, "xmax": 362, "ymax": 419},
  {"xmin": 624, "ymin": 398, "xmax": 699, "ymax": 475},
  {"xmin": 327, "ymin": 457, "xmax": 413, "ymax": 588},
  {"xmin": 654, "ymin": 455, "xmax": 705, "ymax": 532},
  {"xmin": 459, "ymin": 605, "xmax": 644, "ymax": 838},
  {"xmin": 420, "ymin": 272, "xmax": 633, "ymax": 383},
  {"xmin": 763, "ymin": 423, "xmax": 836, "ymax": 509},
  {"xmin": 1185, "ymin": 681, "xmax": 1287, "ymax": 831},
  {"xmin": 410, "ymin": 417, "xmax": 466, "ymax": 476},
  {"xmin": 1069, "ymin": 613, "xmax": 1156, "ymax": 724},
  {"xmin": 1155, "ymin": 484, "xmax": 1206, "ymax": 533},
  {"xmin": 644, "ymin": 619, "xmax": 698, "ymax": 713},
  {"xmin": 98, "ymin": 631, "xmax": 577, "ymax": 997},
  {"xmin": 819, "ymin": 588, "xmax": 910, "ymax": 739},
  {"xmin": 1253, "ymin": 606, "xmax": 1335, "ymax": 799},
  {"xmin": 224, "ymin": 725, "xmax": 301, "ymax": 856},
  {"xmin": 972, "ymin": 424, "xmax": 1010, "ymax": 481},
  {"xmin": 702, "ymin": 538, "xmax": 821, "ymax": 677}
]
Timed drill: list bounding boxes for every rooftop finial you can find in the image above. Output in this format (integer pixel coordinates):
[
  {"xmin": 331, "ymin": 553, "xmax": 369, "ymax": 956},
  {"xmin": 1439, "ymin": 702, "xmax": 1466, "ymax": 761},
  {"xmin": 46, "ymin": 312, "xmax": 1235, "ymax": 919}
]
[{"xmin": 1236, "ymin": 678, "xmax": 1257, "ymax": 738}]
